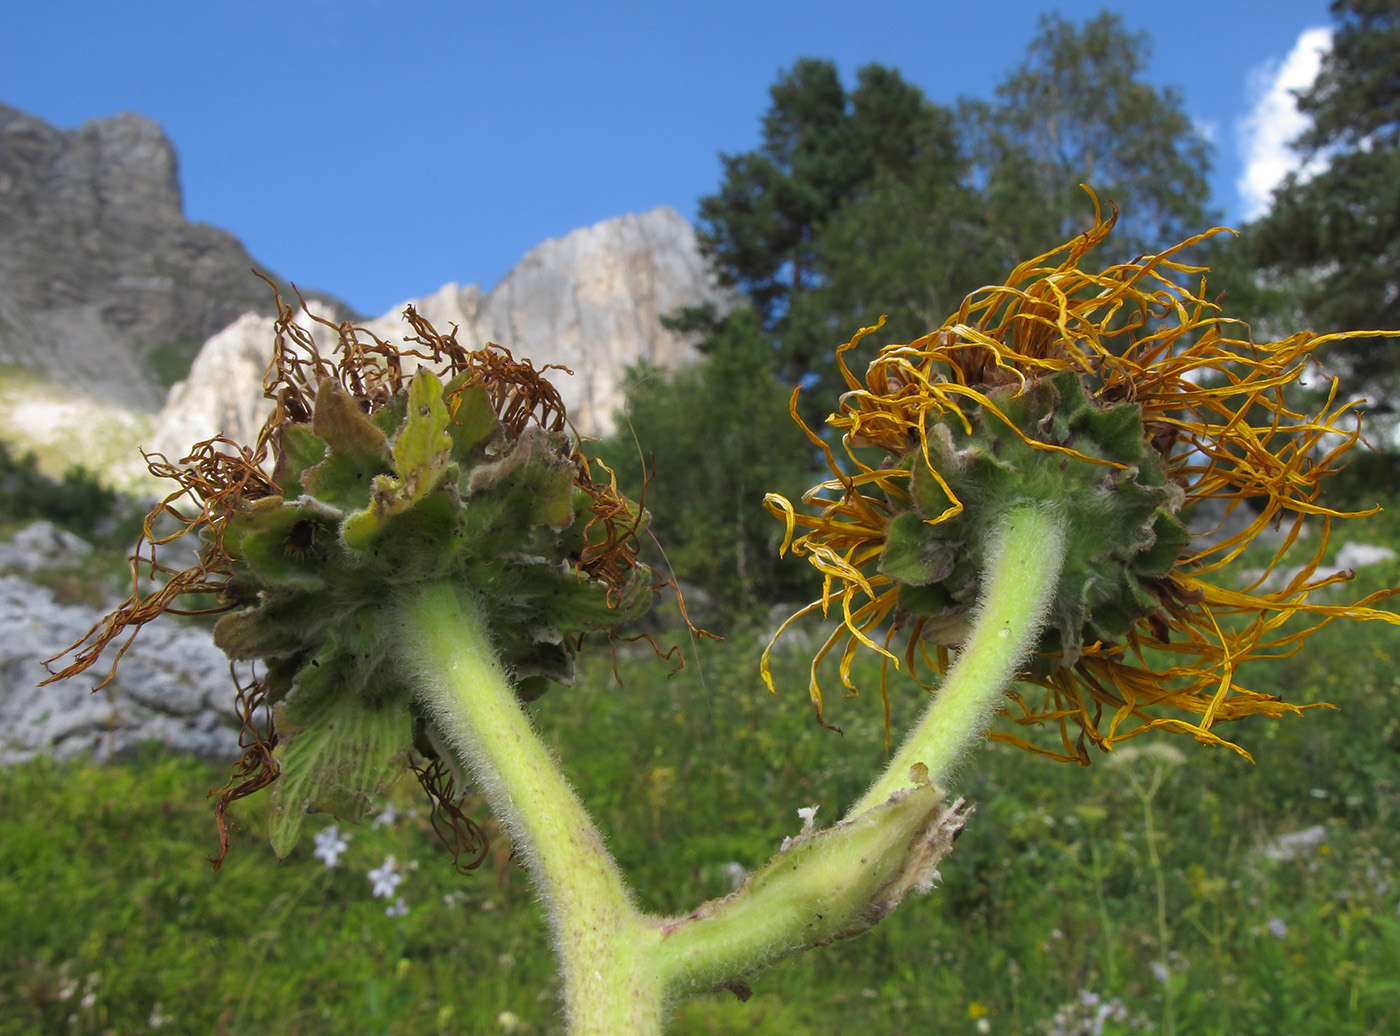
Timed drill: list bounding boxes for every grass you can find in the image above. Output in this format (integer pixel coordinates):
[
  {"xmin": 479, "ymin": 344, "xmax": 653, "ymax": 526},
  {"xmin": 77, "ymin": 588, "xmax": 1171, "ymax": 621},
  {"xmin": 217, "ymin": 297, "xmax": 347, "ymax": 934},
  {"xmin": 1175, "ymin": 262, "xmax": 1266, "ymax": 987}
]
[
  {"xmin": 2, "ymin": 520, "xmax": 1398, "ymax": 1035},
  {"xmin": 144, "ymin": 341, "xmax": 204, "ymax": 392},
  {"xmin": 0, "ymin": 365, "xmax": 161, "ymax": 497}
]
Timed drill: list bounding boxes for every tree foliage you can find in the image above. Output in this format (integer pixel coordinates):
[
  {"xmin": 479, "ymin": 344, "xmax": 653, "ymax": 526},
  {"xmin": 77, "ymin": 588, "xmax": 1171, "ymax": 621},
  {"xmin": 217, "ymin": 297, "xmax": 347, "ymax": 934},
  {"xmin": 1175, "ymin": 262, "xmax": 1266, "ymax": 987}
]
[
  {"xmin": 609, "ymin": 15, "xmax": 1224, "ymax": 612},
  {"xmin": 961, "ymin": 12, "xmax": 1215, "ymax": 265},
  {"xmin": 697, "ymin": 60, "xmax": 953, "ymax": 384},
  {"xmin": 1248, "ymin": 0, "xmax": 1400, "ymax": 412},
  {"xmin": 0, "ymin": 442, "xmax": 116, "ymax": 535},
  {"xmin": 698, "ymin": 18, "xmax": 1214, "ymax": 402},
  {"xmin": 591, "ymin": 308, "xmax": 815, "ymax": 621},
  {"xmin": 790, "ymin": 99, "xmax": 992, "ymax": 371}
]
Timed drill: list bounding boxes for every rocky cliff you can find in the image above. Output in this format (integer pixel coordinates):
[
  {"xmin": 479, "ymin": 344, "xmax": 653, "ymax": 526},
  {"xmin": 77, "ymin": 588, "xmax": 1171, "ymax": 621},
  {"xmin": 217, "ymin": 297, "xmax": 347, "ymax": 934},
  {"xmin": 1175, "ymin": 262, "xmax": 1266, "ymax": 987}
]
[
  {"xmin": 155, "ymin": 205, "xmax": 728, "ymax": 453},
  {"xmin": 0, "ymin": 104, "xmax": 347, "ymax": 412},
  {"xmin": 0, "ymin": 523, "xmax": 245, "ymax": 764}
]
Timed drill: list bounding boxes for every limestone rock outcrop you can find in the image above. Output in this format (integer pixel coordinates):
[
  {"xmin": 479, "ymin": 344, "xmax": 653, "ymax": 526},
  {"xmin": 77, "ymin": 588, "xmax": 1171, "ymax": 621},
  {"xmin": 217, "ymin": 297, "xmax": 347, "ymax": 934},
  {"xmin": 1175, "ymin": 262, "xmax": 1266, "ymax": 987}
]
[
  {"xmin": 430, "ymin": 205, "xmax": 726, "ymax": 436},
  {"xmin": 152, "ymin": 306, "xmax": 338, "ymax": 461},
  {"xmin": 153, "ymin": 206, "xmax": 727, "ymax": 455},
  {"xmin": 0, "ymin": 523, "xmax": 244, "ymax": 764},
  {"xmin": 0, "ymin": 104, "xmax": 348, "ymax": 412}
]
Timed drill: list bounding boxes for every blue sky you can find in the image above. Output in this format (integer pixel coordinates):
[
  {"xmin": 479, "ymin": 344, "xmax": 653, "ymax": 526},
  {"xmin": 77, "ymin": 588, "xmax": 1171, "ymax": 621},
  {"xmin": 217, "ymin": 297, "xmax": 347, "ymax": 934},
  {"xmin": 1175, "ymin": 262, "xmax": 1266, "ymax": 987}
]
[{"xmin": 3, "ymin": 1, "xmax": 1336, "ymax": 317}]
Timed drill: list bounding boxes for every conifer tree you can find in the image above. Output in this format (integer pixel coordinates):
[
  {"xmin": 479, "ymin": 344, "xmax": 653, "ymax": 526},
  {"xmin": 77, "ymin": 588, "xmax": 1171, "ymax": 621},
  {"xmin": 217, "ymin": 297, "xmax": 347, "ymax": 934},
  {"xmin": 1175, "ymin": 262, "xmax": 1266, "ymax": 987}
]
[{"xmin": 1249, "ymin": 0, "xmax": 1400, "ymax": 415}]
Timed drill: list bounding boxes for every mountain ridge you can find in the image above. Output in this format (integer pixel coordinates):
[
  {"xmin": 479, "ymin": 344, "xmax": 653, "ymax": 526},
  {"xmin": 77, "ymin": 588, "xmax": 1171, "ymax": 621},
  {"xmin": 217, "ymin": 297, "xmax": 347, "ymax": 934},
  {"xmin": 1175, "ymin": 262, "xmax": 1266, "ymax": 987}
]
[
  {"xmin": 0, "ymin": 103, "xmax": 351, "ymax": 412},
  {"xmin": 154, "ymin": 204, "xmax": 727, "ymax": 450},
  {"xmin": 0, "ymin": 102, "xmax": 728, "ymax": 460}
]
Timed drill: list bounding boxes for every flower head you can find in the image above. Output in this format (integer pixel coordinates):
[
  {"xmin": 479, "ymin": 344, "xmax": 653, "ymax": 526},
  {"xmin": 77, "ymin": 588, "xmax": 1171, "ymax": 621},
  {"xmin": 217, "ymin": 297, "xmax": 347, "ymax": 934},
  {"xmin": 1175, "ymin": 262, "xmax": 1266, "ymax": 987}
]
[
  {"xmin": 368, "ymin": 854, "xmax": 404, "ymax": 899},
  {"xmin": 45, "ymin": 289, "xmax": 672, "ymax": 865},
  {"xmin": 371, "ymin": 802, "xmax": 399, "ymax": 829},
  {"xmin": 312, "ymin": 824, "xmax": 349, "ymax": 868},
  {"xmin": 765, "ymin": 194, "xmax": 1399, "ymax": 762}
]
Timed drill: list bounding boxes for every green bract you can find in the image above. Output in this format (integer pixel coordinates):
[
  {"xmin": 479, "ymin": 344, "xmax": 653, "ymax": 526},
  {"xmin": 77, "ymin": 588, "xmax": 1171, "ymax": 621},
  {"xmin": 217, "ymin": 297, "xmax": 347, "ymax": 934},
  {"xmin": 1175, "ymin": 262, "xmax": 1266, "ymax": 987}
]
[
  {"xmin": 211, "ymin": 369, "xmax": 653, "ymax": 855},
  {"xmin": 879, "ymin": 370, "xmax": 1189, "ymax": 671}
]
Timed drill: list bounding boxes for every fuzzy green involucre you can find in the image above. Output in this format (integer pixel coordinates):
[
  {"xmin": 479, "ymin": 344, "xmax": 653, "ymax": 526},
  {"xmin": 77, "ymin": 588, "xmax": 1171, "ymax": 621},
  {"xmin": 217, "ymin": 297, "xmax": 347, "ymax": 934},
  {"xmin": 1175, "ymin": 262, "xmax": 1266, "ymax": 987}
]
[
  {"xmin": 212, "ymin": 369, "xmax": 653, "ymax": 855},
  {"xmin": 879, "ymin": 370, "xmax": 1189, "ymax": 671}
]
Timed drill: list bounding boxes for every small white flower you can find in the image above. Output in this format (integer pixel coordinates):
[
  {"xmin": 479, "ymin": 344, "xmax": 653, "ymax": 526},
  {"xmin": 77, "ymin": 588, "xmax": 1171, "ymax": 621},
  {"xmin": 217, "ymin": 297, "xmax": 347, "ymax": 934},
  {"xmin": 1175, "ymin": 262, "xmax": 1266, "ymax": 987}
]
[
  {"xmin": 372, "ymin": 802, "xmax": 400, "ymax": 829},
  {"xmin": 976, "ymin": 1019, "xmax": 991, "ymax": 1034},
  {"xmin": 385, "ymin": 896, "xmax": 409, "ymax": 918},
  {"xmin": 369, "ymin": 855, "xmax": 404, "ymax": 898},
  {"xmin": 1267, "ymin": 917, "xmax": 1288, "ymax": 939},
  {"xmin": 313, "ymin": 825, "xmax": 349, "ymax": 868},
  {"xmin": 496, "ymin": 1011, "xmax": 521, "ymax": 1033},
  {"xmin": 79, "ymin": 971, "xmax": 100, "ymax": 1009},
  {"xmin": 1150, "ymin": 959, "xmax": 1170, "ymax": 984}
]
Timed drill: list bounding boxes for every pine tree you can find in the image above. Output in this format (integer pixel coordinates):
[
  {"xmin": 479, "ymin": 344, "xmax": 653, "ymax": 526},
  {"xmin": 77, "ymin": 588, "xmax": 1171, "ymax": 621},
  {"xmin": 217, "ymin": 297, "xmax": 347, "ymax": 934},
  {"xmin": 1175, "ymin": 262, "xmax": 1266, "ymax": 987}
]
[
  {"xmin": 1249, "ymin": 0, "xmax": 1400, "ymax": 414},
  {"xmin": 696, "ymin": 60, "xmax": 944, "ymax": 384}
]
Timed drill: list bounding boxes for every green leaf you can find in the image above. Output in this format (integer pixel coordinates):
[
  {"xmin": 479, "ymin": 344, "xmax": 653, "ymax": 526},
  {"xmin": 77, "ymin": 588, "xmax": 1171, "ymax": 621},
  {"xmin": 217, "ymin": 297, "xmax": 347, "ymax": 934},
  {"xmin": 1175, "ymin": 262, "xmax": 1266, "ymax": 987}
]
[
  {"xmin": 392, "ymin": 370, "xmax": 453, "ymax": 480},
  {"xmin": 212, "ymin": 591, "xmax": 344, "ymax": 660},
  {"xmin": 213, "ymin": 607, "xmax": 306, "ymax": 661},
  {"xmin": 442, "ymin": 376, "xmax": 500, "ymax": 457},
  {"xmin": 312, "ymin": 378, "xmax": 391, "ymax": 470},
  {"xmin": 349, "ymin": 489, "xmax": 462, "ymax": 574},
  {"xmin": 895, "ymin": 579, "xmax": 956, "ymax": 616},
  {"xmin": 370, "ymin": 388, "xmax": 410, "ymax": 439},
  {"xmin": 341, "ymin": 371, "xmax": 455, "ymax": 551},
  {"xmin": 220, "ymin": 496, "xmax": 288, "ymax": 563},
  {"xmin": 909, "ymin": 450, "xmax": 960, "ymax": 518},
  {"xmin": 272, "ymin": 425, "xmax": 327, "ymax": 496},
  {"xmin": 302, "ymin": 380, "xmax": 393, "ymax": 510},
  {"xmin": 222, "ymin": 495, "xmax": 345, "ymax": 589},
  {"xmin": 880, "ymin": 511, "xmax": 956, "ymax": 586},
  {"xmin": 1134, "ymin": 509, "xmax": 1191, "ymax": 577},
  {"xmin": 464, "ymin": 426, "xmax": 575, "ymax": 534},
  {"xmin": 267, "ymin": 691, "xmax": 412, "ymax": 858}
]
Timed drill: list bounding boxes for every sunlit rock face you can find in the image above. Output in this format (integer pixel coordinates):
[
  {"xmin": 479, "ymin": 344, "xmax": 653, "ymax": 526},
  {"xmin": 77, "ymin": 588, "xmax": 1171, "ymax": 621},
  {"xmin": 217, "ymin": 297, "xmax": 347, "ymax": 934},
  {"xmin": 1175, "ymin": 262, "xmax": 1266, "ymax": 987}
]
[
  {"xmin": 451, "ymin": 205, "xmax": 729, "ymax": 437},
  {"xmin": 0, "ymin": 103, "xmax": 723, "ymax": 458},
  {"xmin": 153, "ymin": 206, "xmax": 728, "ymax": 456}
]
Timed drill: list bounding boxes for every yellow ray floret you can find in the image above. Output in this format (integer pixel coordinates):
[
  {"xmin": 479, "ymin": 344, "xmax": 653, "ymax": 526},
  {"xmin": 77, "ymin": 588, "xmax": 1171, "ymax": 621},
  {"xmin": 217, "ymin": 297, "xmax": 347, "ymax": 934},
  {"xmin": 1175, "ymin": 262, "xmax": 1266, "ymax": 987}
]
[{"xmin": 764, "ymin": 196, "xmax": 1399, "ymax": 762}]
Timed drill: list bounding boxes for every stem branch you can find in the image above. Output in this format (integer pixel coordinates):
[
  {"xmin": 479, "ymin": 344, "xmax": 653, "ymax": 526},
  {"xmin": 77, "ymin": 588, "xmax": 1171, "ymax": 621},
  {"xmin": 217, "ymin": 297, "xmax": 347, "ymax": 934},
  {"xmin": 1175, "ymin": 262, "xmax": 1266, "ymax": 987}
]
[
  {"xmin": 398, "ymin": 582, "xmax": 664, "ymax": 1035},
  {"xmin": 848, "ymin": 502, "xmax": 1066, "ymax": 815}
]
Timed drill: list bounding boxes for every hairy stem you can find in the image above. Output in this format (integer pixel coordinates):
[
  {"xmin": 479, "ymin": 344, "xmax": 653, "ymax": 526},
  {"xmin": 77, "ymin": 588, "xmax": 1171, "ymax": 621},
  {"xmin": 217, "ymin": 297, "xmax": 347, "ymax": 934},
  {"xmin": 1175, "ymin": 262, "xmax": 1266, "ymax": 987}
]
[
  {"xmin": 397, "ymin": 581, "xmax": 664, "ymax": 1035},
  {"xmin": 848, "ymin": 501, "xmax": 1066, "ymax": 815}
]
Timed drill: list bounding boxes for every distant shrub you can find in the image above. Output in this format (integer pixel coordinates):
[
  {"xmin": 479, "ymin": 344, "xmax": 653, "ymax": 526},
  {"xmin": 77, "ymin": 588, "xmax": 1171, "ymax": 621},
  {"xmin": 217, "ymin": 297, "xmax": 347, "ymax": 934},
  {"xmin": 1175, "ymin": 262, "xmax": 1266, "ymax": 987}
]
[
  {"xmin": 1321, "ymin": 447, "xmax": 1400, "ymax": 510},
  {"xmin": 0, "ymin": 441, "xmax": 117, "ymax": 535}
]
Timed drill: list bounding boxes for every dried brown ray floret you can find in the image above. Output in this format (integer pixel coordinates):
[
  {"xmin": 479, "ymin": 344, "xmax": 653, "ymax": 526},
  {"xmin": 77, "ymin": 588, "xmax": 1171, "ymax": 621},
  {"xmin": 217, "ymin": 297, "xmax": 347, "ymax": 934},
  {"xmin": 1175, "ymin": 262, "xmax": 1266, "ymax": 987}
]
[{"xmin": 45, "ymin": 285, "xmax": 680, "ymax": 866}]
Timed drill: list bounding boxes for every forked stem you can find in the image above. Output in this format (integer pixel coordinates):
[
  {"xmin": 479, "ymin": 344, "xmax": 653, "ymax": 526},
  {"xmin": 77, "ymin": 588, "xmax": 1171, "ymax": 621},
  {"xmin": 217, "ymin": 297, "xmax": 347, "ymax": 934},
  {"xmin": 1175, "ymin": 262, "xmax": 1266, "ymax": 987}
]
[
  {"xmin": 394, "ymin": 501, "xmax": 1065, "ymax": 1034},
  {"xmin": 398, "ymin": 582, "xmax": 665, "ymax": 1035}
]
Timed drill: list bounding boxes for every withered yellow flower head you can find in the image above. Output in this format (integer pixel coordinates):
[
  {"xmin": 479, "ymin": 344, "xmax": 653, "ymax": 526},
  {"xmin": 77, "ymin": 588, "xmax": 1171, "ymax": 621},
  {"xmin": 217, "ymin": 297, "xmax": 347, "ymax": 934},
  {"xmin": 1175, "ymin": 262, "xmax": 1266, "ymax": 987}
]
[{"xmin": 764, "ymin": 196, "xmax": 1399, "ymax": 762}]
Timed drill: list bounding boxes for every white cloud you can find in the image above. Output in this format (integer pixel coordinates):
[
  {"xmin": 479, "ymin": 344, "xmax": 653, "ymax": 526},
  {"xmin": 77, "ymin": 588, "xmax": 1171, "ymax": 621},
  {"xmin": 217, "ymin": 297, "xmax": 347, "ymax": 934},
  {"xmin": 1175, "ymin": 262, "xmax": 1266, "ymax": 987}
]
[{"xmin": 1236, "ymin": 27, "xmax": 1333, "ymax": 220}]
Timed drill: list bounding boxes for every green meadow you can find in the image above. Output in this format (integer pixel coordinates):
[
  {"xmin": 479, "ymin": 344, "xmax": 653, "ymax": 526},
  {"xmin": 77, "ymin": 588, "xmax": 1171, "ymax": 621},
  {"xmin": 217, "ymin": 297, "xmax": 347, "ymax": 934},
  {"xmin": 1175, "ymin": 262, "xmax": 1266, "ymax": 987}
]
[
  {"xmin": 0, "ymin": 366, "xmax": 160, "ymax": 497},
  {"xmin": 2, "ymin": 502, "xmax": 1398, "ymax": 1036}
]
